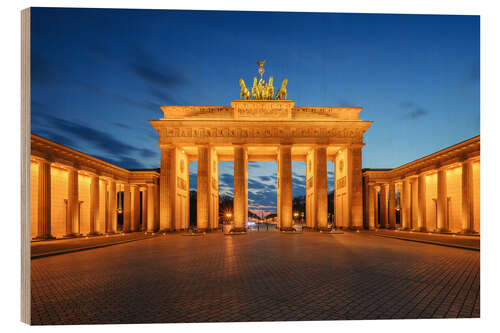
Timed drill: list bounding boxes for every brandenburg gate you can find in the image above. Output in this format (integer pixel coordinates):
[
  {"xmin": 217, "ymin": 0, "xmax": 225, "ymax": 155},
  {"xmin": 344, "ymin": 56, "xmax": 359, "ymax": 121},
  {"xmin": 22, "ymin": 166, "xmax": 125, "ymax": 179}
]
[{"xmin": 150, "ymin": 62, "xmax": 372, "ymax": 233}]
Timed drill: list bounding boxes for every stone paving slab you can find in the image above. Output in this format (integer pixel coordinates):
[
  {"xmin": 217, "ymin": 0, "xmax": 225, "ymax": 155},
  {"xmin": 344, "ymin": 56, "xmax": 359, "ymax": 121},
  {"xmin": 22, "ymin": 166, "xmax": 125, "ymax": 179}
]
[
  {"xmin": 31, "ymin": 232, "xmax": 158, "ymax": 259},
  {"xmin": 30, "ymin": 231, "xmax": 479, "ymax": 325},
  {"xmin": 372, "ymin": 230, "xmax": 480, "ymax": 250}
]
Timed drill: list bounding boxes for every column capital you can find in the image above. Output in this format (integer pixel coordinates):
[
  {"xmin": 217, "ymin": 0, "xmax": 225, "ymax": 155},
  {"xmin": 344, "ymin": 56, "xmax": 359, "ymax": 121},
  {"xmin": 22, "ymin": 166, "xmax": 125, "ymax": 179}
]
[
  {"xmin": 158, "ymin": 143, "xmax": 176, "ymax": 150},
  {"xmin": 30, "ymin": 154, "xmax": 52, "ymax": 164}
]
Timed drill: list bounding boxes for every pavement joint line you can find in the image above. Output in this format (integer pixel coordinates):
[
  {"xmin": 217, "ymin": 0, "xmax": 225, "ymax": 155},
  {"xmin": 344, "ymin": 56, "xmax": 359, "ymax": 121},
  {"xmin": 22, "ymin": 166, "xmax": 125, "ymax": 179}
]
[
  {"xmin": 374, "ymin": 234, "xmax": 479, "ymax": 251},
  {"xmin": 31, "ymin": 235, "xmax": 160, "ymax": 259}
]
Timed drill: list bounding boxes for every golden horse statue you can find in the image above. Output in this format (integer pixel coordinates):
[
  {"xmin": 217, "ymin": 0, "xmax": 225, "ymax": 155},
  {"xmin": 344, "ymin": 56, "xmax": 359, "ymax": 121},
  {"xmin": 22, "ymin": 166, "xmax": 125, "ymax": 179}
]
[
  {"xmin": 252, "ymin": 77, "xmax": 258, "ymax": 99},
  {"xmin": 275, "ymin": 78, "xmax": 288, "ymax": 100},
  {"xmin": 266, "ymin": 76, "xmax": 274, "ymax": 100},
  {"xmin": 239, "ymin": 78, "xmax": 251, "ymax": 100}
]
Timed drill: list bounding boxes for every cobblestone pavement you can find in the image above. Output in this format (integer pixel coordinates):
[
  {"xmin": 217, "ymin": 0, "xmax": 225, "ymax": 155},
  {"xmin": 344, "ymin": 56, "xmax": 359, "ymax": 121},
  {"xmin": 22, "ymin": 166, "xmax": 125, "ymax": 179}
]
[
  {"xmin": 31, "ymin": 231, "xmax": 480, "ymax": 325},
  {"xmin": 372, "ymin": 230, "xmax": 480, "ymax": 250},
  {"xmin": 31, "ymin": 232, "xmax": 157, "ymax": 258}
]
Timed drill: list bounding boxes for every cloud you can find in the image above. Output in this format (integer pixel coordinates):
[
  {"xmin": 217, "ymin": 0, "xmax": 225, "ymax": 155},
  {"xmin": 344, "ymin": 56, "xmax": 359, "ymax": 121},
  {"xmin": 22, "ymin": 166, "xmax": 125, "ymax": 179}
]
[
  {"xmin": 31, "ymin": 107, "xmax": 158, "ymax": 169},
  {"xmin": 399, "ymin": 101, "xmax": 430, "ymax": 120},
  {"xmin": 113, "ymin": 122, "xmax": 131, "ymax": 129},
  {"xmin": 130, "ymin": 63, "xmax": 187, "ymax": 88},
  {"xmin": 76, "ymin": 81, "xmax": 161, "ymax": 113},
  {"xmin": 401, "ymin": 107, "xmax": 429, "ymax": 120}
]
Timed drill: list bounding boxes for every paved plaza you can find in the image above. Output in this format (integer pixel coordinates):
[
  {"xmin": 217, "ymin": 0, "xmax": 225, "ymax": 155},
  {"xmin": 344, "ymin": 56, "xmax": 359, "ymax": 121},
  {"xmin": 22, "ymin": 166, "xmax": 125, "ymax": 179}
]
[{"xmin": 31, "ymin": 231, "xmax": 480, "ymax": 325}]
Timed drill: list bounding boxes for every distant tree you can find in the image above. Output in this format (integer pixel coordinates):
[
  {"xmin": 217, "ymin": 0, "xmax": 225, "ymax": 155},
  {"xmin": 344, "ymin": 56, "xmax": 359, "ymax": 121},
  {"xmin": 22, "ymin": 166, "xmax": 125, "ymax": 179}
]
[
  {"xmin": 189, "ymin": 190, "xmax": 197, "ymax": 226},
  {"xmin": 265, "ymin": 213, "xmax": 277, "ymax": 219},
  {"xmin": 292, "ymin": 195, "xmax": 305, "ymax": 216},
  {"xmin": 248, "ymin": 211, "xmax": 260, "ymax": 219},
  {"xmin": 328, "ymin": 190, "xmax": 335, "ymax": 216}
]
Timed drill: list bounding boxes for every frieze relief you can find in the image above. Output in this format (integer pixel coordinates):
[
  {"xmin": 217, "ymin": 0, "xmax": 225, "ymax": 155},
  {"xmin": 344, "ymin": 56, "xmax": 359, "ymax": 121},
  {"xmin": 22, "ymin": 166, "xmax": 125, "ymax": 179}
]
[
  {"xmin": 177, "ymin": 177, "xmax": 187, "ymax": 190},
  {"xmin": 162, "ymin": 127, "xmax": 364, "ymax": 139},
  {"xmin": 337, "ymin": 176, "xmax": 346, "ymax": 189}
]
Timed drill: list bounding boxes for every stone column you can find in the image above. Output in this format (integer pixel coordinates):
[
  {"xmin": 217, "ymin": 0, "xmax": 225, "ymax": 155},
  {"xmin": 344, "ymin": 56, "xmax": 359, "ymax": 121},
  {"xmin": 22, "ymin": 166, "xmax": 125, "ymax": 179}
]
[
  {"xmin": 374, "ymin": 186, "xmax": 379, "ymax": 228},
  {"xmin": 98, "ymin": 178, "xmax": 108, "ymax": 234},
  {"xmin": 89, "ymin": 174, "xmax": 99, "ymax": 235},
  {"xmin": 197, "ymin": 145, "xmax": 210, "ymax": 231},
  {"xmin": 147, "ymin": 184, "xmax": 155, "ymax": 232},
  {"xmin": 108, "ymin": 180, "xmax": 117, "ymax": 233},
  {"xmin": 461, "ymin": 160, "xmax": 474, "ymax": 233},
  {"xmin": 160, "ymin": 145, "xmax": 174, "ymax": 231},
  {"xmin": 368, "ymin": 184, "xmax": 376, "ymax": 230},
  {"xmin": 388, "ymin": 182, "xmax": 396, "ymax": 229},
  {"xmin": 233, "ymin": 145, "xmax": 248, "ymax": 232},
  {"xmin": 348, "ymin": 146, "xmax": 364, "ymax": 229},
  {"xmin": 279, "ymin": 145, "xmax": 293, "ymax": 231},
  {"xmin": 131, "ymin": 185, "xmax": 140, "ymax": 232},
  {"xmin": 35, "ymin": 159, "xmax": 54, "ymax": 239},
  {"xmin": 401, "ymin": 178, "xmax": 411, "ymax": 230},
  {"xmin": 65, "ymin": 167, "xmax": 79, "ymax": 237},
  {"xmin": 379, "ymin": 184, "xmax": 387, "ymax": 228},
  {"xmin": 123, "ymin": 183, "xmax": 131, "ymax": 232},
  {"xmin": 141, "ymin": 187, "xmax": 148, "ymax": 231},
  {"xmin": 417, "ymin": 173, "xmax": 427, "ymax": 231},
  {"xmin": 315, "ymin": 146, "xmax": 328, "ymax": 230},
  {"xmin": 437, "ymin": 167, "xmax": 448, "ymax": 232}
]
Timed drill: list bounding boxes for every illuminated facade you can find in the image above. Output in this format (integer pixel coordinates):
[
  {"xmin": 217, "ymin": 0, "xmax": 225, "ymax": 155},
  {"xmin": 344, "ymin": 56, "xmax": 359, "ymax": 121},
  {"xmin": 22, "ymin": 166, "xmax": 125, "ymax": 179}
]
[
  {"xmin": 30, "ymin": 134, "xmax": 160, "ymax": 239},
  {"xmin": 362, "ymin": 136, "xmax": 480, "ymax": 234},
  {"xmin": 29, "ymin": 112, "xmax": 480, "ymax": 239}
]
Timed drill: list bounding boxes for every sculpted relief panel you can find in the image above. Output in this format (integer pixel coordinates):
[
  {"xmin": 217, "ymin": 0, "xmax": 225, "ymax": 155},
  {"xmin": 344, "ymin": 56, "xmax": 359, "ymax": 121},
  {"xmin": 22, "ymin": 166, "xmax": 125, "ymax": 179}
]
[{"xmin": 162, "ymin": 127, "xmax": 364, "ymax": 140}]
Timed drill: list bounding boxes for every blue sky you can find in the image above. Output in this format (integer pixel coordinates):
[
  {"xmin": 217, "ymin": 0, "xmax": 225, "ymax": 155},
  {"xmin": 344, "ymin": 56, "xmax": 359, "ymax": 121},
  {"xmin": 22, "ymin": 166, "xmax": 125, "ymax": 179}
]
[{"xmin": 30, "ymin": 8, "xmax": 479, "ymax": 215}]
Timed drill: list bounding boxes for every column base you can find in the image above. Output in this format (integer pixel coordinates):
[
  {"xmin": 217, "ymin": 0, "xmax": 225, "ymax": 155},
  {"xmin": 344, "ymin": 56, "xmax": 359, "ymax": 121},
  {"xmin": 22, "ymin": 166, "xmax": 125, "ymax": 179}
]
[
  {"xmin": 229, "ymin": 227, "xmax": 247, "ymax": 233},
  {"xmin": 86, "ymin": 232, "xmax": 102, "ymax": 237},
  {"xmin": 459, "ymin": 229, "xmax": 479, "ymax": 235},
  {"xmin": 32, "ymin": 234, "xmax": 56, "ymax": 241},
  {"xmin": 416, "ymin": 227, "xmax": 427, "ymax": 232},
  {"xmin": 63, "ymin": 233, "xmax": 82, "ymax": 239},
  {"xmin": 280, "ymin": 227, "xmax": 299, "ymax": 233}
]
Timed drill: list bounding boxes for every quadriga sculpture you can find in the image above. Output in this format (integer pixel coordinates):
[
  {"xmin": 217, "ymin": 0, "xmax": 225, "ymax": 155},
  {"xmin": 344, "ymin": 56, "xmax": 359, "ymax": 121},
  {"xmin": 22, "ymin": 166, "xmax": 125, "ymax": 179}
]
[
  {"xmin": 239, "ymin": 78, "xmax": 251, "ymax": 100},
  {"xmin": 275, "ymin": 78, "xmax": 288, "ymax": 100}
]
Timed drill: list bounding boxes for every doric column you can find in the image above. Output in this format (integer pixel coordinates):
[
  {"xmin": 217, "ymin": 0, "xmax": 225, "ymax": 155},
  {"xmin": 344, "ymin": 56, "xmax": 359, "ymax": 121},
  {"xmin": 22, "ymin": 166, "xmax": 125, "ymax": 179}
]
[
  {"xmin": 35, "ymin": 159, "xmax": 54, "ymax": 239},
  {"xmin": 197, "ymin": 145, "xmax": 210, "ymax": 230},
  {"xmin": 314, "ymin": 146, "xmax": 328, "ymax": 230},
  {"xmin": 141, "ymin": 187, "xmax": 148, "ymax": 231},
  {"xmin": 123, "ymin": 183, "xmax": 131, "ymax": 232},
  {"xmin": 417, "ymin": 173, "xmax": 427, "ymax": 231},
  {"xmin": 348, "ymin": 146, "xmax": 364, "ymax": 229},
  {"xmin": 98, "ymin": 178, "xmax": 108, "ymax": 234},
  {"xmin": 368, "ymin": 184, "xmax": 376, "ymax": 230},
  {"xmin": 401, "ymin": 178, "xmax": 411, "ymax": 230},
  {"xmin": 279, "ymin": 145, "xmax": 293, "ymax": 231},
  {"xmin": 233, "ymin": 145, "xmax": 248, "ymax": 232},
  {"xmin": 65, "ymin": 167, "xmax": 79, "ymax": 237},
  {"xmin": 388, "ymin": 182, "xmax": 396, "ymax": 229},
  {"xmin": 108, "ymin": 180, "xmax": 117, "ymax": 233},
  {"xmin": 130, "ymin": 185, "xmax": 140, "ymax": 232},
  {"xmin": 374, "ymin": 187, "xmax": 379, "ymax": 228},
  {"xmin": 147, "ymin": 184, "xmax": 155, "ymax": 232},
  {"xmin": 160, "ymin": 145, "xmax": 174, "ymax": 231},
  {"xmin": 437, "ymin": 167, "xmax": 448, "ymax": 232},
  {"xmin": 379, "ymin": 184, "xmax": 387, "ymax": 228},
  {"xmin": 89, "ymin": 174, "xmax": 99, "ymax": 235},
  {"xmin": 461, "ymin": 160, "xmax": 474, "ymax": 233}
]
